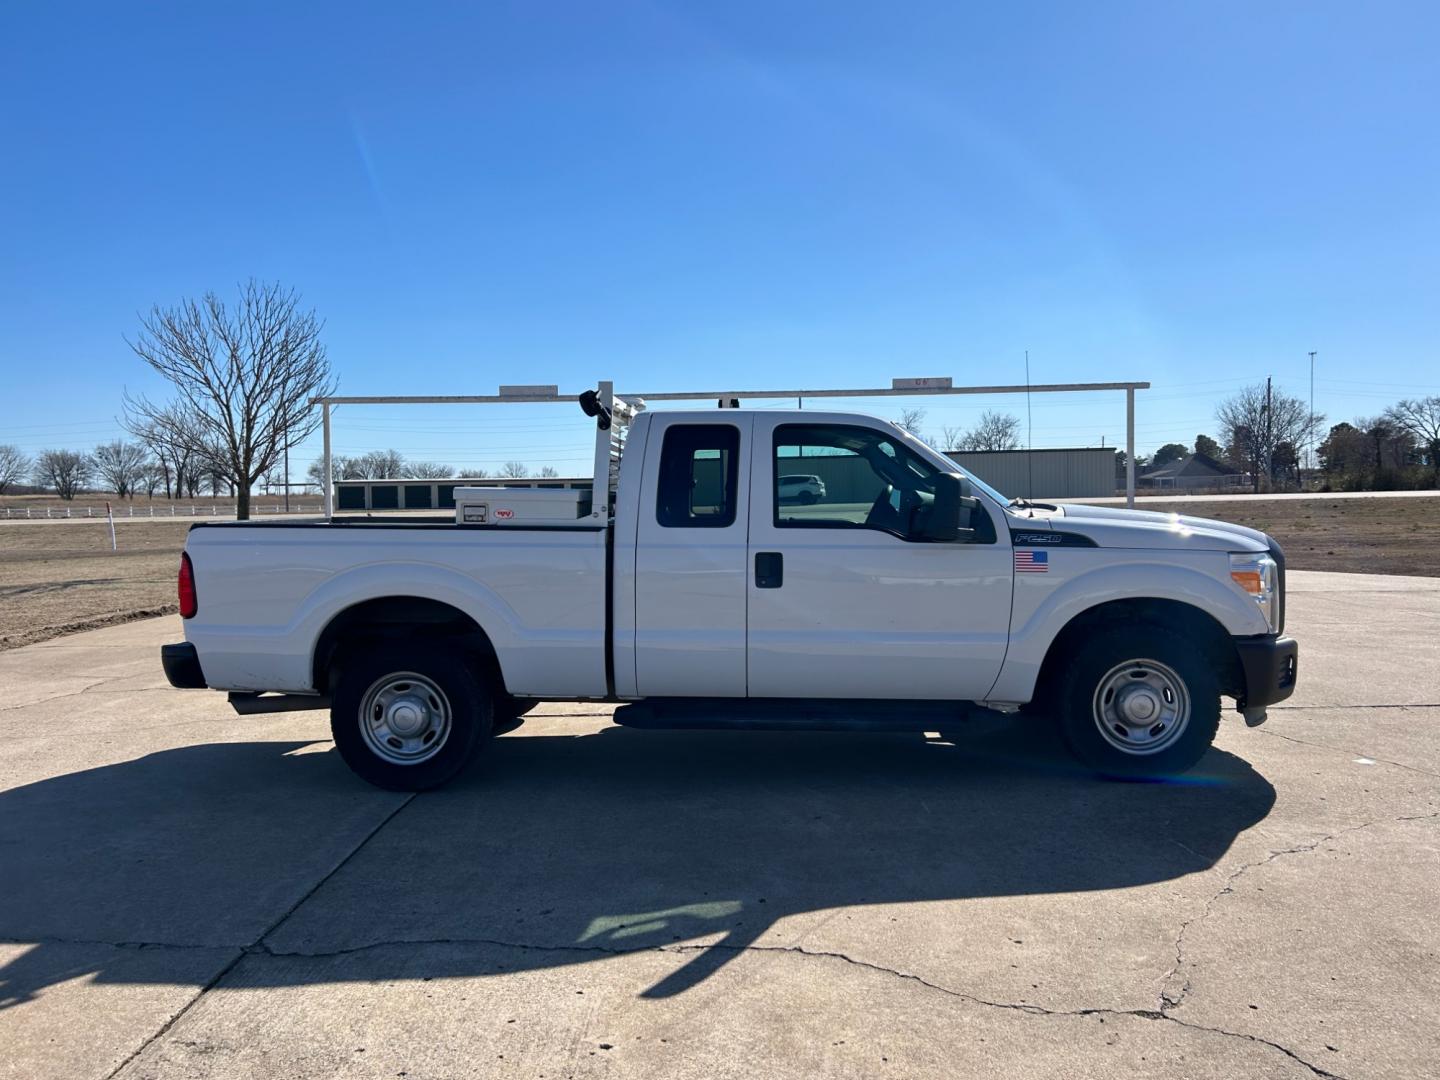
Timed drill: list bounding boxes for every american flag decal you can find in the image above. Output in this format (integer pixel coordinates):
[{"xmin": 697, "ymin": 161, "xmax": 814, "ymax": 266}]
[{"xmin": 1014, "ymin": 549, "xmax": 1049, "ymax": 573}]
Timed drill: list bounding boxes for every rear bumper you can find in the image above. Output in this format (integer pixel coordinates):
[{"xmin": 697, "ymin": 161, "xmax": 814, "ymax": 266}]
[
  {"xmin": 161, "ymin": 642, "xmax": 207, "ymax": 689},
  {"xmin": 1234, "ymin": 635, "xmax": 1298, "ymax": 714}
]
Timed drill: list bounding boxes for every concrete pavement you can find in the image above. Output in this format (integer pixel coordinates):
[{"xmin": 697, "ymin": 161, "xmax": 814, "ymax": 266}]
[{"xmin": 1, "ymin": 571, "xmax": 1436, "ymax": 1079}]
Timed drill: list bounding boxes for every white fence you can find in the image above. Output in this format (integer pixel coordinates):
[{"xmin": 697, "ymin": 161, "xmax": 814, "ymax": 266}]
[{"xmin": 1, "ymin": 504, "xmax": 322, "ymax": 520}]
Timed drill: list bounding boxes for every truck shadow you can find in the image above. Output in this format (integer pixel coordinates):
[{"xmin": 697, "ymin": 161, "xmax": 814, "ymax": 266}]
[{"xmin": 0, "ymin": 720, "xmax": 1275, "ymax": 1006}]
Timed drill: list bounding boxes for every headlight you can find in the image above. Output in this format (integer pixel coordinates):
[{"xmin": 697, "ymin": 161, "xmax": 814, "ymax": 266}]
[{"xmin": 1230, "ymin": 553, "xmax": 1278, "ymax": 632}]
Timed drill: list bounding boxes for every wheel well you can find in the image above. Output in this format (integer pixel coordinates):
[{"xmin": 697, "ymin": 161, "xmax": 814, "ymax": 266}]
[
  {"xmin": 1033, "ymin": 598, "xmax": 1243, "ymax": 703},
  {"xmin": 311, "ymin": 596, "xmax": 503, "ymax": 695}
]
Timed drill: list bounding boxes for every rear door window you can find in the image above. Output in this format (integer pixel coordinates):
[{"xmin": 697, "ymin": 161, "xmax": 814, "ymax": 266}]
[{"xmin": 656, "ymin": 424, "xmax": 741, "ymax": 528}]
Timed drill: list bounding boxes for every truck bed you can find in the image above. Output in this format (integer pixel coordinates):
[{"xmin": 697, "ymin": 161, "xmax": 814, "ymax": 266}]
[{"xmin": 182, "ymin": 519, "xmax": 610, "ymax": 697}]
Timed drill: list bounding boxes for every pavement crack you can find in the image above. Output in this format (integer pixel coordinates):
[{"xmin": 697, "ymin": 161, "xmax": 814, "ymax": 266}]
[
  {"xmin": 256, "ymin": 934, "xmax": 1347, "ymax": 1077},
  {"xmin": 1254, "ymin": 728, "xmax": 1440, "ymax": 778},
  {"xmin": 0, "ymin": 679, "xmax": 116, "ymax": 711},
  {"xmin": 1157, "ymin": 810, "xmax": 1440, "ymax": 1034},
  {"xmin": 100, "ymin": 792, "xmax": 418, "ymax": 1080},
  {"xmin": 0, "ymin": 934, "xmax": 232, "ymax": 952}
]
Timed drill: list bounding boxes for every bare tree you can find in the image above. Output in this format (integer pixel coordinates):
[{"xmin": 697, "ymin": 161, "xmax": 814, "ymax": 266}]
[
  {"xmin": 894, "ymin": 408, "xmax": 927, "ymax": 437},
  {"xmin": 140, "ymin": 461, "xmax": 166, "ymax": 498},
  {"xmin": 92, "ymin": 440, "xmax": 151, "ymax": 499},
  {"xmin": 124, "ymin": 280, "xmax": 335, "ymax": 519},
  {"xmin": 129, "ymin": 405, "xmax": 206, "ymax": 499},
  {"xmin": 938, "ymin": 425, "xmax": 965, "ymax": 452},
  {"xmin": 129, "ymin": 417, "xmax": 173, "ymax": 498},
  {"xmin": 958, "ymin": 410, "xmax": 1022, "ymax": 451},
  {"xmin": 127, "ymin": 417, "xmax": 167, "ymax": 498},
  {"xmin": 0, "ymin": 444, "xmax": 30, "ymax": 494},
  {"xmin": 203, "ymin": 458, "xmax": 234, "ymax": 497},
  {"xmin": 538, "ymin": 465, "xmax": 560, "ymax": 478},
  {"xmin": 1385, "ymin": 396, "xmax": 1440, "ymax": 486},
  {"xmin": 500, "ymin": 461, "xmax": 530, "ymax": 479},
  {"xmin": 408, "ymin": 461, "xmax": 455, "ymax": 479},
  {"xmin": 34, "ymin": 449, "xmax": 91, "ymax": 500},
  {"xmin": 307, "ymin": 457, "xmax": 347, "ymax": 489},
  {"xmin": 317, "ymin": 450, "xmax": 408, "ymax": 481},
  {"xmin": 360, "ymin": 449, "xmax": 407, "ymax": 479},
  {"xmin": 1215, "ymin": 383, "xmax": 1324, "ymax": 493},
  {"xmin": 304, "ymin": 460, "xmax": 326, "ymax": 493}
]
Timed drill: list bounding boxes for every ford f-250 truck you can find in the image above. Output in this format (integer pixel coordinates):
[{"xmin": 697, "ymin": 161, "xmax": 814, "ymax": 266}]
[{"xmin": 162, "ymin": 384, "xmax": 1297, "ymax": 790}]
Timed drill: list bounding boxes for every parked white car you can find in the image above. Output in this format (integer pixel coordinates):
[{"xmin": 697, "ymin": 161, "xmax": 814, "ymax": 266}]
[
  {"xmin": 778, "ymin": 473, "xmax": 826, "ymax": 504},
  {"xmin": 163, "ymin": 388, "xmax": 1298, "ymax": 790}
]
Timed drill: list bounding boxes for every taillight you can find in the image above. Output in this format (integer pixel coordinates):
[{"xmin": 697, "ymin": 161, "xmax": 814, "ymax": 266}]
[{"xmin": 178, "ymin": 552, "xmax": 198, "ymax": 618}]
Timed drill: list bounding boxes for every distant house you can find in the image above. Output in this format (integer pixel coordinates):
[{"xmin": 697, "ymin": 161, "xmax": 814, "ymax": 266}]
[{"xmin": 1138, "ymin": 452, "xmax": 1245, "ymax": 491}]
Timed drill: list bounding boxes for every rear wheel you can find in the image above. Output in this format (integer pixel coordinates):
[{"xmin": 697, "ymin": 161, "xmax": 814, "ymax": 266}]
[
  {"xmin": 1056, "ymin": 625, "xmax": 1219, "ymax": 778},
  {"xmin": 330, "ymin": 643, "xmax": 491, "ymax": 790}
]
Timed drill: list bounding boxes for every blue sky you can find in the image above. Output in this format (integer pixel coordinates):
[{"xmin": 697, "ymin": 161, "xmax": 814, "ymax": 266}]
[{"xmin": 2, "ymin": 1, "xmax": 1437, "ymax": 480}]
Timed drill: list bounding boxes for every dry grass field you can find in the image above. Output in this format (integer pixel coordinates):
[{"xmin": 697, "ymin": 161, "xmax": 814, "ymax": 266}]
[
  {"xmin": 1139, "ymin": 496, "xmax": 1440, "ymax": 577},
  {"xmin": 0, "ymin": 520, "xmax": 190, "ymax": 649},
  {"xmin": 0, "ymin": 496, "xmax": 1435, "ymax": 650}
]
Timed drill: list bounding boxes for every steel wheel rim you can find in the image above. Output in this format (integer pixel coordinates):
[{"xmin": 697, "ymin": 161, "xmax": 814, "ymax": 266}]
[
  {"xmin": 359, "ymin": 672, "xmax": 452, "ymax": 766},
  {"xmin": 1091, "ymin": 658, "xmax": 1191, "ymax": 756}
]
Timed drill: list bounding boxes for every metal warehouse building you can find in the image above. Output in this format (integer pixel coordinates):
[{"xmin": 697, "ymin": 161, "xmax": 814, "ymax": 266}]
[
  {"xmin": 334, "ymin": 477, "xmax": 591, "ymax": 512},
  {"xmin": 945, "ymin": 448, "xmax": 1116, "ymax": 500},
  {"xmin": 335, "ymin": 446, "xmax": 1115, "ymax": 511}
]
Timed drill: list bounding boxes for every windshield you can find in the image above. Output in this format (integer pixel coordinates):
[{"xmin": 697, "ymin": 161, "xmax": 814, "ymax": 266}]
[
  {"xmin": 891, "ymin": 425, "xmax": 1011, "ymax": 507},
  {"xmin": 964, "ymin": 470, "xmax": 1012, "ymax": 507}
]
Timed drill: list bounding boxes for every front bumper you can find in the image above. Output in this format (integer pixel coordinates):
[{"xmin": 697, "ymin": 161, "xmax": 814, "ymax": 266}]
[
  {"xmin": 161, "ymin": 642, "xmax": 207, "ymax": 689},
  {"xmin": 1234, "ymin": 634, "xmax": 1298, "ymax": 720}
]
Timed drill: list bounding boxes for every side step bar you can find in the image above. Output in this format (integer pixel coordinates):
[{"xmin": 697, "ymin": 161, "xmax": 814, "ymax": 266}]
[
  {"xmin": 612, "ymin": 698, "xmax": 975, "ymax": 732},
  {"xmin": 228, "ymin": 692, "xmax": 331, "ymax": 715}
]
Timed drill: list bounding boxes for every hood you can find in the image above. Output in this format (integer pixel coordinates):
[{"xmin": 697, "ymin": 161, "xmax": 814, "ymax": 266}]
[{"xmin": 1019, "ymin": 502, "xmax": 1272, "ymax": 553}]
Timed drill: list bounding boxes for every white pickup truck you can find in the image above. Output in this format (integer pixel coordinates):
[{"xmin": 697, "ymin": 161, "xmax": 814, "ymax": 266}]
[{"xmin": 162, "ymin": 386, "xmax": 1297, "ymax": 790}]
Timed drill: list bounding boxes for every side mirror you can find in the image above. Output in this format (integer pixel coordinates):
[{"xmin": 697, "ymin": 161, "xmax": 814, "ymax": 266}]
[{"xmin": 922, "ymin": 472, "xmax": 968, "ymax": 541}]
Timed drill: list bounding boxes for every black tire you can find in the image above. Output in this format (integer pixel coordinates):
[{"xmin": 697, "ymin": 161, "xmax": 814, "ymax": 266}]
[
  {"xmin": 1055, "ymin": 624, "xmax": 1220, "ymax": 779},
  {"xmin": 492, "ymin": 695, "xmax": 539, "ymax": 735},
  {"xmin": 330, "ymin": 642, "xmax": 492, "ymax": 791},
  {"xmin": 798, "ymin": 491, "xmax": 818, "ymax": 505},
  {"xmin": 1019, "ymin": 681, "xmax": 1056, "ymax": 718}
]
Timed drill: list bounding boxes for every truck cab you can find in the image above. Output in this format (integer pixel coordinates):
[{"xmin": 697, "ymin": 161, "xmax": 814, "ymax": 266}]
[{"xmin": 617, "ymin": 409, "xmax": 1012, "ymax": 702}]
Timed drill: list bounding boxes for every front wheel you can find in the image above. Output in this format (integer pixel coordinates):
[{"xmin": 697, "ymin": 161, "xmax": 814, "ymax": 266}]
[
  {"xmin": 330, "ymin": 643, "xmax": 491, "ymax": 790},
  {"xmin": 1056, "ymin": 625, "xmax": 1220, "ymax": 778}
]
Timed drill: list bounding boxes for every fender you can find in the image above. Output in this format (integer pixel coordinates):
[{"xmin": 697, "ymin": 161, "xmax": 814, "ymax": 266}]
[
  {"xmin": 294, "ymin": 562, "xmax": 522, "ymax": 680},
  {"xmin": 987, "ymin": 560, "xmax": 1268, "ymax": 704},
  {"xmin": 291, "ymin": 562, "xmax": 607, "ymax": 698}
]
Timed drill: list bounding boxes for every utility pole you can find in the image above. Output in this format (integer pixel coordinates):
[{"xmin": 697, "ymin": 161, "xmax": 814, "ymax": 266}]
[
  {"xmin": 1263, "ymin": 376, "xmax": 1273, "ymax": 493},
  {"xmin": 282, "ymin": 370, "xmax": 291, "ymax": 513},
  {"xmin": 1308, "ymin": 350, "xmax": 1317, "ymax": 479},
  {"xmin": 1126, "ymin": 388, "xmax": 1136, "ymax": 507}
]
